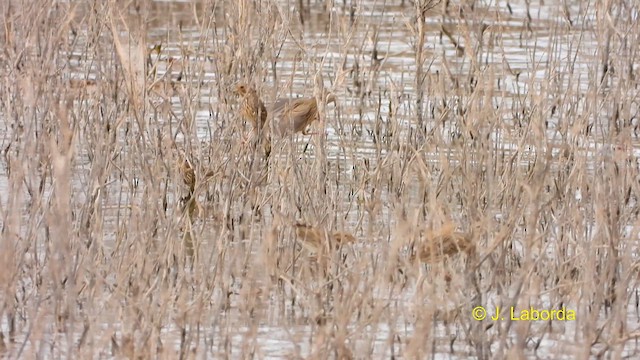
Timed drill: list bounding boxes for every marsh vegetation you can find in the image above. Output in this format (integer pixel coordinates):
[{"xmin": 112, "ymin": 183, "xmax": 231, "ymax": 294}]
[{"xmin": 1, "ymin": 0, "xmax": 640, "ymax": 358}]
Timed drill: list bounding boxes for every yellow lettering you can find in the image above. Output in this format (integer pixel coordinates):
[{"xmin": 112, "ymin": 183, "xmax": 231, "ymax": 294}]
[
  {"xmin": 491, "ymin": 307, "xmax": 501, "ymax": 321},
  {"xmin": 510, "ymin": 307, "xmax": 519, "ymax": 320}
]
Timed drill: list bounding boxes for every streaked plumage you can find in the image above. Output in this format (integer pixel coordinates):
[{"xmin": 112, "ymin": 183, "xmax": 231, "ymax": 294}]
[
  {"xmin": 270, "ymin": 93, "xmax": 337, "ymax": 136},
  {"xmin": 181, "ymin": 159, "xmax": 196, "ymax": 194},
  {"xmin": 411, "ymin": 229, "xmax": 475, "ymax": 264},
  {"xmin": 295, "ymin": 222, "xmax": 356, "ymax": 253},
  {"xmin": 234, "ymin": 84, "xmax": 267, "ymax": 133},
  {"xmin": 179, "ymin": 157, "xmax": 215, "ymax": 195},
  {"xmin": 234, "ymin": 84, "xmax": 271, "ymax": 156}
]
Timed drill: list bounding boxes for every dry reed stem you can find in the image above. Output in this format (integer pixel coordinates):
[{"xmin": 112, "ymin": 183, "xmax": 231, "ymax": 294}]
[
  {"xmin": 411, "ymin": 223, "xmax": 476, "ymax": 264},
  {"xmin": 294, "ymin": 222, "xmax": 357, "ymax": 254},
  {"xmin": 234, "ymin": 83, "xmax": 268, "ymax": 132},
  {"xmin": 270, "ymin": 93, "xmax": 337, "ymax": 136},
  {"xmin": 2, "ymin": 0, "xmax": 640, "ymax": 358}
]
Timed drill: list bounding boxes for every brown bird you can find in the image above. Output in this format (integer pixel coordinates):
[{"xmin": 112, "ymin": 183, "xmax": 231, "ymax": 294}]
[
  {"xmin": 411, "ymin": 225, "xmax": 476, "ymax": 264},
  {"xmin": 294, "ymin": 222, "xmax": 356, "ymax": 254},
  {"xmin": 234, "ymin": 84, "xmax": 268, "ymax": 133},
  {"xmin": 180, "ymin": 158, "xmax": 196, "ymax": 194},
  {"xmin": 270, "ymin": 92, "xmax": 337, "ymax": 136},
  {"xmin": 234, "ymin": 84, "xmax": 271, "ymax": 156},
  {"xmin": 414, "ymin": 232, "xmax": 475, "ymax": 264},
  {"xmin": 406, "ymin": 224, "xmax": 481, "ymax": 290},
  {"xmin": 178, "ymin": 156, "xmax": 216, "ymax": 196}
]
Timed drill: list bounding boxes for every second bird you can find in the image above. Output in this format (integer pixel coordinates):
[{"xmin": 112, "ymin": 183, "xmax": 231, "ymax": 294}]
[
  {"xmin": 269, "ymin": 92, "xmax": 336, "ymax": 136},
  {"xmin": 234, "ymin": 85, "xmax": 337, "ymax": 143}
]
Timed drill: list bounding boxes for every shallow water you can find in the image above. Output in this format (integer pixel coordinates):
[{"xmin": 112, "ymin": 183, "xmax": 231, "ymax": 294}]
[{"xmin": 3, "ymin": 0, "xmax": 640, "ymax": 358}]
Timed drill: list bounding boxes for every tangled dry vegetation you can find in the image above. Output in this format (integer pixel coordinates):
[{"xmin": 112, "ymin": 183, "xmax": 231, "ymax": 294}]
[{"xmin": 1, "ymin": 0, "xmax": 640, "ymax": 358}]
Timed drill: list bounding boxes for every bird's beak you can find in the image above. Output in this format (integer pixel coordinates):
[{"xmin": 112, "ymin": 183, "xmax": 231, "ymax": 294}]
[{"xmin": 326, "ymin": 93, "xmax": 337, "ymax": 106}]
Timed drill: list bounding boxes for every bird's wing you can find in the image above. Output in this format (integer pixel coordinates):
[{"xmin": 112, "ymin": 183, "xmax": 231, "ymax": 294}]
[
  {"xmin": 285, "ymin": 99, "xmax": 305, "ymax": 116},
  {"xmin": 268, "ymin": 98, "xmax": 299, "ymax": 135},
  {"xmin": 269, "ymin": 98, "xmax": 294, "ymax": 118}
]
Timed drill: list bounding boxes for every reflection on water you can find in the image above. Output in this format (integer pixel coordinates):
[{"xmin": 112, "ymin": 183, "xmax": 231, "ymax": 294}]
[
  {"xmin": 3, "ymin": 0, "xmax": 640, "ymax": 358},
  {"xmin": 144, "ymin": 0, "xmax": 620, "ymax": 150},
  {"xmin": 138, "ymin": 1, "xmax": 637, "ymax": 357}
]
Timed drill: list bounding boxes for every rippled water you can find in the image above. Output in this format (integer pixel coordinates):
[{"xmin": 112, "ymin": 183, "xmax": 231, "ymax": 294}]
[
  {"xmin": 3, "ymin": 0, "xmax": 640, "ymax": 358},
  {"xmin": 121, "ymin": 0, "xmax": 639, "ymax": 358},
  {"xmin": 142, "ymin": 0, "xmax": 636, "ymax": 156}
]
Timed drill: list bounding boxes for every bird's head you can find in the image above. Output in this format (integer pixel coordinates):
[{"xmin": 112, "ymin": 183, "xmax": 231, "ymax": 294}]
[
  {"xmin": 325, "ymin": 93, "xmax": 337, "ymax": 105},
  {"xmin": 233, "ymin": 84, "xmax": 249, "ymax": 96}
]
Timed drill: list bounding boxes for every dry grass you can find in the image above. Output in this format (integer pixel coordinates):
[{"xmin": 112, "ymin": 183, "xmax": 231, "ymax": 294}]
[{"xmin": 1, "ymin": 0, "xmax": 640, "ymax": 358}]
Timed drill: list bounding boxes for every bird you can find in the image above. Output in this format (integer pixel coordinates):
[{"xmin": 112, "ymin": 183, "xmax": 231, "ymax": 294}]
[
  {"xmin": 294, "ymin": 222, "xmax": 356, "ymax": 254},
  {"xmin": 180, "ymin": 158, "xmax": 196, "ymax": 194},
  {"xmin": 269, "ymin": 92, "xmax": 337, "ymax": 136},
  {"xmin": 410, "ymin": 225, "xmax": 476, "ymax": 264},
  {"xmin": 234, "ymin": 84, "xmax": 268, "ymax": 133},
  {"xmin": 178, "ymin": 156, "xmax": 216, "ymax": 196},
  {"xmin": 294, "ymin": 222, "xmax": 356, "ymax": 280},
  {"xmin": 234, "ymin": 84, "xmax": 271, "ymax": 156}
]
